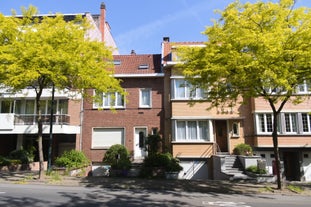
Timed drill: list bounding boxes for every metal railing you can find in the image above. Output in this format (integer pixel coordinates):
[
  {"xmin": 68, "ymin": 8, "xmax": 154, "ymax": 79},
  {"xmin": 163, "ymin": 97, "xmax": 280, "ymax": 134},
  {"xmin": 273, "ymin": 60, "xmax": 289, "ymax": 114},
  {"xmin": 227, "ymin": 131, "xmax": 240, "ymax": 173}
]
[{"xmin": 14, "ymin": 114, "xmax": 70, "ymax": 125}]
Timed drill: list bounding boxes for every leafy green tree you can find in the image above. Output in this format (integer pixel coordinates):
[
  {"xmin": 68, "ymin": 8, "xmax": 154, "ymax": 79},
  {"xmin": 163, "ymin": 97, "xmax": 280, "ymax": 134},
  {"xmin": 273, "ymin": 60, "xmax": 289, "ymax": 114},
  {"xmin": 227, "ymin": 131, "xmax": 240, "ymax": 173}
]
[
  {"xmin": 0, "ymin": 7, "xmax": 123, "ymax": 179},
  {"xmin": 179, "ymin": 0, "xmax": 311, "ymax": 189}
]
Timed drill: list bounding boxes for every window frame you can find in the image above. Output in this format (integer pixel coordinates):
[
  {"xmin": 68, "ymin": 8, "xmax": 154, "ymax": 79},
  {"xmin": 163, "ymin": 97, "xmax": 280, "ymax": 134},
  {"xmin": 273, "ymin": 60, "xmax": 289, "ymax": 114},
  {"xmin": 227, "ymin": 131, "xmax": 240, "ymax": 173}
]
[
  {"xmin": 171, "ymin": 78, "xmax": 204, "ymax": 100},
  {"xmin": 139, "ymin": 88, "xmax": 152, "ymax": 108},
  {"xmin": 93, "ymin": 91, "xmax": 125, "ymax": 109},
  {"xmin": 173, "ymin": 120, "xmax": 211, "ymax": 142}
]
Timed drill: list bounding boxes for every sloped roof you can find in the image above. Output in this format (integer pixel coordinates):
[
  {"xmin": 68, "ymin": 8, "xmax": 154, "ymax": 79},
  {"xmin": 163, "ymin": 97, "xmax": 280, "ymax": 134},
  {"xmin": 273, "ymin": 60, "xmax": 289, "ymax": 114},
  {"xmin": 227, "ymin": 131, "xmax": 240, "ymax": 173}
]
[{"xmin": 113, "ymin": 54, "xmax": 162, "ymax": 75}]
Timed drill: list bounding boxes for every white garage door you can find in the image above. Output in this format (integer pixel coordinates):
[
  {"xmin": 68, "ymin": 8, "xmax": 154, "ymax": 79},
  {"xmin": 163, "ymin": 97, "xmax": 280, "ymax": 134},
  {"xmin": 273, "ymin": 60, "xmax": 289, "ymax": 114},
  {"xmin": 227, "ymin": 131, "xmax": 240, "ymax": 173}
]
[{"xmin": 92, "ymin": 128, "xmax": 124, "ymax": 149}]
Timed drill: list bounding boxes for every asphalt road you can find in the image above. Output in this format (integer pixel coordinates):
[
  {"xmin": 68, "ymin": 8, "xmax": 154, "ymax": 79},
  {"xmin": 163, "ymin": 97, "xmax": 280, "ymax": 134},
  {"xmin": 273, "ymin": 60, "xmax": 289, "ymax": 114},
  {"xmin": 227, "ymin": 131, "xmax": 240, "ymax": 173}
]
[{"xmin": 0, "ymin": 183, "xmax": 310, "ymax": 207}]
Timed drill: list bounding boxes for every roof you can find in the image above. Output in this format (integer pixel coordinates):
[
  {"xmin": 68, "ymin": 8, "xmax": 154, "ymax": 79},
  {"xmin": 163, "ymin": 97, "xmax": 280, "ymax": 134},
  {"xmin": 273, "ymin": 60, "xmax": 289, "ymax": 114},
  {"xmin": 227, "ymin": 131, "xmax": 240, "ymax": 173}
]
[{"xmin": 113, "ymin": 54, "xmax": 162, "ymax": 76}]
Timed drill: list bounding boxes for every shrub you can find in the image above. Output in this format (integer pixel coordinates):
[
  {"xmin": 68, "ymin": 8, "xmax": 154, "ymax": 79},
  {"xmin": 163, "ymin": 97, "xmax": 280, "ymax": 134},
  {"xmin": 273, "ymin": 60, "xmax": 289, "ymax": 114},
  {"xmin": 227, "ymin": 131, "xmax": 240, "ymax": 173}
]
[
  {"xmin": 246, "ymin": 165, "xmax": 267, "ymax": 174},
  {"xmin": 0, "ymin": 156, "xmax": 11, "ymax": 166},
  {"xmin": 55, "ymin": 150, "xmax": 90, "ymax": 170},
  {"xmin": 233, "ymin": 143, "xmax": 253, "ymax": 156},
  {"xmin": 102, "ymin": 144, "xmax": 131, "ymax": 170},
  {"xmin": 140, "ymin": 152, "xmax": 183, "ymax": 178},
  {"xmin": 9, "ymin": 149, "xmax": 31, "ymax": 164}
]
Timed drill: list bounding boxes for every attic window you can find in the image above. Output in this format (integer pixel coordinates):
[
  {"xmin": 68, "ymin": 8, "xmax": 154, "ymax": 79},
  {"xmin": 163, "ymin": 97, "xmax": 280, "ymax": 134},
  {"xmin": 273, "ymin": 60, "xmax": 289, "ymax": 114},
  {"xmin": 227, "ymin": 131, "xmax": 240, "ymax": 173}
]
[
  {"xmin": 113, "ymin": 60, "xmax": 121, "ymax": 65},
  {"xmin": 138, "ymin": 64, "xmax": 149, "ymax": 69}
]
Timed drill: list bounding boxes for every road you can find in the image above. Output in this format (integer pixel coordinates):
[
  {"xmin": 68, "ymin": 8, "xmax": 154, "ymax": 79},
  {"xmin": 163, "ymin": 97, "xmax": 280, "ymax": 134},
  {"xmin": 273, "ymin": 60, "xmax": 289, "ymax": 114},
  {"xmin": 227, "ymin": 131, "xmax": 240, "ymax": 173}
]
[{"xmin": 0, "ymin": 183, "xmax": 310, "ymax": 207}]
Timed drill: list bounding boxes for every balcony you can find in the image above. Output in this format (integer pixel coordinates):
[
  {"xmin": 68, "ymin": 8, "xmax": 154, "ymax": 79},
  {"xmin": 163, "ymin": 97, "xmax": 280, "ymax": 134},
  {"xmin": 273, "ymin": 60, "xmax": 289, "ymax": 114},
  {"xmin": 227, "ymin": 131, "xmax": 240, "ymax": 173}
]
[{"xmin": 14, "ymin": 114, "xmax": 70, "ymax": 125}]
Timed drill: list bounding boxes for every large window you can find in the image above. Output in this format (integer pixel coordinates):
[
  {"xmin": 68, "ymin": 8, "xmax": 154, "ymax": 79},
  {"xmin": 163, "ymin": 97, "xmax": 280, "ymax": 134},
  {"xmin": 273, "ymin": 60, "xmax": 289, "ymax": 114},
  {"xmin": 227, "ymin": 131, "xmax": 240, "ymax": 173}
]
[
  {"xmin": 302, "ymin": 113, "xmax": 311, "ymax": 133},
  {"xmin": 139, "ymin": 88, "xmax": 151, "ymax": 108},
  {"xmin": 172, "ymin": 79, "xmax": 204, "ymax": 100},
  {"xmin": 258, "ymin": 114, "xmax": 273, "ymax": 133},
  {"xmin": 284, "ymin": 113, "xmax": 297, "ymax": 133},
  {"xmin": 297, "ymin": 80, "xmax": 311, "ymax": 94},
  {"xmin": 256, "ymin": 112, "xmax": 311, "ymax": 134},
  {"xmin": 94, "ymin": 91, "xmax": 124, "ymax": 109},
  {"xmin": 175, "ymin": 120, "xmax": 210, "ymax": 141},
  {"xmin": 92, "ymin": 128, "xmax": 124, "ymax": 149}
]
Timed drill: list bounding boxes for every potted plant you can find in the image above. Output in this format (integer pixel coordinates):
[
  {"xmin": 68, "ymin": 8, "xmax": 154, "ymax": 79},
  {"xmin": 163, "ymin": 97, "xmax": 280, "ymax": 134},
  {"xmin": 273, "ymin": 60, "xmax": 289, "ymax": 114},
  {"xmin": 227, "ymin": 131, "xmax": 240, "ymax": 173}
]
[{"xmin": 164, "ymin": 154, "xmax": 183, "ymax": 179}]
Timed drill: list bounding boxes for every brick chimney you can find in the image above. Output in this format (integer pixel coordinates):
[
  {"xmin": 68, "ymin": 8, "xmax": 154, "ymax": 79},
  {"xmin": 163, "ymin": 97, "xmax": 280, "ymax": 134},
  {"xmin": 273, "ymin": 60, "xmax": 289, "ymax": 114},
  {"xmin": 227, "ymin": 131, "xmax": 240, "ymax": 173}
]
[{"xmin": 100, "ymin": 2, "xmax": 106, "ymax": 42}]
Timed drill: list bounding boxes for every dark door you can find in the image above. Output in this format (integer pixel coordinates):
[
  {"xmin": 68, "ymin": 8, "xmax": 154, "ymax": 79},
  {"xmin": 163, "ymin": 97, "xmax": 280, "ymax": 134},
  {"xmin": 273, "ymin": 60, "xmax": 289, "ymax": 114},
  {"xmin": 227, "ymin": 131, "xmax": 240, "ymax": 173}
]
[
  {"xmin": 283, "ymin": 151, "xmax": 300, "ymax": 181},
  {"xmin": 215, "ymin": 120, "xmax": 228, "ymax": 152}
]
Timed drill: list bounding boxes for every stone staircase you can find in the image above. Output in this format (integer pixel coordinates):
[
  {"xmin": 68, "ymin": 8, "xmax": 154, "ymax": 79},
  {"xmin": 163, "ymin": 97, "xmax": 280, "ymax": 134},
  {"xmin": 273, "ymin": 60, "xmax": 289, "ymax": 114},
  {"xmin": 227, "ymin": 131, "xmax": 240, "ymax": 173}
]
[{"xmin": 221, "ymin": 155, "xmax": 250, "ymax": 180}]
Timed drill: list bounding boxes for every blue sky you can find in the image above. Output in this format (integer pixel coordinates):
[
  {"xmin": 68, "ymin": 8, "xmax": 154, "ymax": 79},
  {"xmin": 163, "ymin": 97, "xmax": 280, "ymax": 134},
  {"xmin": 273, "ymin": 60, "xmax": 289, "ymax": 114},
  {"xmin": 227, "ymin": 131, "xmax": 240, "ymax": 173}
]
[{"xmin": 1, "ymin": 0, "xmax": 310, "ymax": 54}]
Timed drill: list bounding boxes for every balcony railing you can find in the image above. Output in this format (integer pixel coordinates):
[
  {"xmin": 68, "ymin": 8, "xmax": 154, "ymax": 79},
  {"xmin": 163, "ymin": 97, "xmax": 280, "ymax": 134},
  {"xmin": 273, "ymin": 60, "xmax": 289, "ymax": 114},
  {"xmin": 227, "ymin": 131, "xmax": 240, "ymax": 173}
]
[{"xmin": 14, "ymin": 114, "xmax": 70, "ymax": 125}]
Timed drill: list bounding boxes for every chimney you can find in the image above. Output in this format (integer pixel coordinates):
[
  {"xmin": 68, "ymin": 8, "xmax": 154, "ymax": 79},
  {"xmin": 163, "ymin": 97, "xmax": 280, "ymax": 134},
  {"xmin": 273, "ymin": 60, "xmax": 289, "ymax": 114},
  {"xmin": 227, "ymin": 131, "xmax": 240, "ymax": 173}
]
[
  {"xmin": 131, "ymin": 50, "xmax": 136, "ymax": 55},
  {"xmin": 163, "ymin": 37, "xmax": 170, "ymax": 42},
  {"xmin": 100, "ymin": 2, "xmax": 106, "ymax": 43}
]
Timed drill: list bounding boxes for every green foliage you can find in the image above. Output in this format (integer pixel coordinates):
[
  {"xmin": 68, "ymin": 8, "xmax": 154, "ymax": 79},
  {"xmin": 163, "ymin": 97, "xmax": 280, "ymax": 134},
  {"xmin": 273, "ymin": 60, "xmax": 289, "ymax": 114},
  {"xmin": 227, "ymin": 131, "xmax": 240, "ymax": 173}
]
[
  {"xmin": 0, "ymin": 156, "xmax": 11, "ymax": 166},
  {"xmin": 146, "ymin": 133, "xmax": 162, "ymax": 155},
  {"xmin": 140, "ymin": 153, "xmax": 183, "ymax": 178},
  {"xmin": 54, "ymin": 150, "xmax": 90, "ymax": 170},
  {"xmin": 233, "ymin": 143, "xmax": 253, "ymax": 156},
  {"xmin": 287, "ymin": 184, "xmax": 303, "ymax": 193},
  {"xmin": 102, "ymin": 144, "xmax": 131, "ymax": 170},
  {"xmin": 9, "ymin": 149, "xmax": 31, "ymax": 164},
  {"xmin": 246, "ymin": 165, "xmax": 267, "ymax": 174}
]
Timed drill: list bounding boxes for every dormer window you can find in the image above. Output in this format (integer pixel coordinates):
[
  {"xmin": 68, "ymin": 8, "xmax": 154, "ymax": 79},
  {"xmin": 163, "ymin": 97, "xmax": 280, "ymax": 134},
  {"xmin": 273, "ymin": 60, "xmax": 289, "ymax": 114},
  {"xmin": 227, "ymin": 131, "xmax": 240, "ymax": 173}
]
[
  {"xmin": 113, "ymin": 60, "xmax": 121, "ymax": 65},
  {"xmin": 138, "ymin": 64, "xmax": 149, "ymax": 69}
]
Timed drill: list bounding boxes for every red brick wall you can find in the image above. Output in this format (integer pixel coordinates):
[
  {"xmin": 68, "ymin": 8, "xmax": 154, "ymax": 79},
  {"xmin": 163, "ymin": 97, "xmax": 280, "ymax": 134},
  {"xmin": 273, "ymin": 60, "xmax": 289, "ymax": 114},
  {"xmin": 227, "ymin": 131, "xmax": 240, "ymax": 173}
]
[{"xmin": 81, "ymin": 77, "xmax": 164, "ymax": 162}]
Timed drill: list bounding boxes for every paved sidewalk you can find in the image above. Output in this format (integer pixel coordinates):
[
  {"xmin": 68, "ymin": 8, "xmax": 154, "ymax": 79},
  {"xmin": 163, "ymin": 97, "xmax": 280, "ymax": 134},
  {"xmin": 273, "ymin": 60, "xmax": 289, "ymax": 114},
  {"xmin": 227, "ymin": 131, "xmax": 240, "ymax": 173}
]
[{"xmin": 1, "ymin": 171, "xmax": 311, "ymax": 196}]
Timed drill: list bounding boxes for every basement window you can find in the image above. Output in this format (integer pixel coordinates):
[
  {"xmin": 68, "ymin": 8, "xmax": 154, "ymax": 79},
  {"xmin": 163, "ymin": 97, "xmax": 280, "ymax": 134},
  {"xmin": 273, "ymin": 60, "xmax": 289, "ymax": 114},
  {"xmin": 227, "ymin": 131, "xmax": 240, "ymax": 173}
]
[{"xmin": 138, "ymin": 64, "xmax": 149, "ymax": 69}]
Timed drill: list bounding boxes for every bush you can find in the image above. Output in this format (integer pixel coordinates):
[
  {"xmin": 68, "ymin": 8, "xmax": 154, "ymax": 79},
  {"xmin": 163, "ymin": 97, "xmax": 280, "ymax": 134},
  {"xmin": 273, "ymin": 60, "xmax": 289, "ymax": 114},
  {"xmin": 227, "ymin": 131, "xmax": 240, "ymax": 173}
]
[
  {"xmin": 0, "ymin": 156, "xmax": 11, "ymax": 166},
  {"xmin": 55, "ymin": 150, "xmax": 90, "ymax": 170},
  {"xmin": 140, "ymin": 152, "xmax": 183, "ymax": 178},
  {"xmin": 233, "ymin": 143, "xmax": 253, "ymax": 156},
  {"xmin": 102, "ymin": 144, "xmax": 131, "ymax": 170},
  {"xmin": 246, "ymin": 165, "xmax": 267, "ymax": 174},
  {"xmin": 9, "ymin": 149, "xmax": 31, "ymax": 164}
]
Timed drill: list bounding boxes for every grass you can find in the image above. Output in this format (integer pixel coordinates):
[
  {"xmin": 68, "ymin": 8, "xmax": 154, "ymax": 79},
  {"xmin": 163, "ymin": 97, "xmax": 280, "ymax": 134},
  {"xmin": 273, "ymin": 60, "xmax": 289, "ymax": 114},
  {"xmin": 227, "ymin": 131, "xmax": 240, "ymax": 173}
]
[{"xmin": 287, "ymin": 184, "xmax": 304, "ymax": 193}]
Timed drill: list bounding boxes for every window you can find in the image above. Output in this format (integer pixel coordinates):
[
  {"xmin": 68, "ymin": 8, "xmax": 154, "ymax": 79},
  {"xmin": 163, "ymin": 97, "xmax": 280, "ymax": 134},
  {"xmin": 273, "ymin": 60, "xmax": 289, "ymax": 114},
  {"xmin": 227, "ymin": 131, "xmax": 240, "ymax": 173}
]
[
  {"xmin": 0, "ymin": 101, "xmax": 12, "ymax": 113},
  {"xmin": 172, "ymin": 79, "xmax": 204, "ymax": 100},
  {"xmin": 139, "ymin": 88, "xmax": 151, "ymax": 108},
  {"xmin": 258, "ymin": 114, "xmax": 273, "ymax": 133},
  {"xmin": 302, "ymin": 113, "xmax": 311, "ymax": 132},
  {"xmin": 232, "ymin": 122, "xmax": 239, "ymax": 137},
  {"xmin": 284, "ymin": 113, "xmax": 297, "ymax": 133},
  {"xmin": 94, "ymin": 91, "xmax": 124, "ymax": 109},
  {"xmin": 297, "ymin": 80, "xmax": 311, "ymax": 94},
  {"xmin": 175, "ymin": 120, "xmax": 210, "ymax": 141},
  {"xmin": 92, "ymin": 128, "xmax": 124, "ymax": 149}
]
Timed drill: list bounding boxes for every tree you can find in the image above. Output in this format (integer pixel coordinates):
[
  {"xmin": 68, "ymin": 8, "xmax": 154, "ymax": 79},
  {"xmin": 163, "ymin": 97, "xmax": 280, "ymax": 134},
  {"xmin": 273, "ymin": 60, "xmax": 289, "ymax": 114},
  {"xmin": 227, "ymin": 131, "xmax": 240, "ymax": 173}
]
[
  {"xmin": 179, "ymin": 0, "xmax": 311, "ymax": 189},
  {"xmin": 0, "ymin": 7, "xmax": 123, "ymax": 179}
]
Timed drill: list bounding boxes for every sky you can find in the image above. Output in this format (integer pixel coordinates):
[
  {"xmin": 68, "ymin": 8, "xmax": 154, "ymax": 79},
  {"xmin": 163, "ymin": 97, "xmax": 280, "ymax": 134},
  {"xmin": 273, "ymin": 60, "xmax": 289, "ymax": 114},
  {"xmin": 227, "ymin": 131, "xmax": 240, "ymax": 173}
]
[{"xmin": 0, "ymin": 0, "xmax": 310, "ymax": 55}]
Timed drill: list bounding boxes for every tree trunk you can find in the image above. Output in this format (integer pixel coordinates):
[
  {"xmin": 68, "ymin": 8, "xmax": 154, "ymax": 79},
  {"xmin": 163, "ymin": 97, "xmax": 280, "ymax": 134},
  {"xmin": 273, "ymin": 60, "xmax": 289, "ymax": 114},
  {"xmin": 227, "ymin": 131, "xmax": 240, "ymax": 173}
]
[
  {"xmin": 36, "ymin": 92, "xmax": 45, "ymax": 179},
  {"xmin": 272, "ymin": 111, "xmax": 282, "ymax": 189}
]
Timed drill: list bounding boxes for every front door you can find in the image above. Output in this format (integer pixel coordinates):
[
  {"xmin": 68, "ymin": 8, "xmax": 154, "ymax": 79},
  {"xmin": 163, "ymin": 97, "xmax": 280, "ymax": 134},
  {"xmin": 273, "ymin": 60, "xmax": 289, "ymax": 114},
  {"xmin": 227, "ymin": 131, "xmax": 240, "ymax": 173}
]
[
  {"xmin": 134, "ymin": 128, "xmax": 147, "ymax": 160},
  {"xmin": 215, "ymin": 120, "xmax": 228, "ymax": 152},
  {"xmin": 283, "ymin": 151, "xmax": 300, "ymax": 181}
]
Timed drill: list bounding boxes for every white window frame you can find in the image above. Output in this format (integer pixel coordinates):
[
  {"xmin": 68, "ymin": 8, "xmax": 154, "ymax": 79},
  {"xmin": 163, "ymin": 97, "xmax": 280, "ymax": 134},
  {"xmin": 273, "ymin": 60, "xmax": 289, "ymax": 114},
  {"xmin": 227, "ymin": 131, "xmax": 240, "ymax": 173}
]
[
  {"xmin": 297, "ymin": 80, "xmax": 311, "ymax": 94},
  {"xmin": 171, "ymin": 78, "xmax": 204, "ymax": 100},
  {"xmin": 284, "ymin": 113, "xmax": 298, "ymax": 133},
  {"xmin": 174, "ymin": 120, "xmax": 211, "ymax": 142},
  {"xmin": 301, "ymin": 113, "xmax": 311, "ymax": 133},
  {"xmin": 256, "ymin": 113, "xmax": 273, "ymax": 134},
  {"xmin": 93, "ymin": 91, "xmax": 125, "ymax": 109},
  {"xmin": 139, "ymin": 88, "xmax": 152, "ymax": 108}
]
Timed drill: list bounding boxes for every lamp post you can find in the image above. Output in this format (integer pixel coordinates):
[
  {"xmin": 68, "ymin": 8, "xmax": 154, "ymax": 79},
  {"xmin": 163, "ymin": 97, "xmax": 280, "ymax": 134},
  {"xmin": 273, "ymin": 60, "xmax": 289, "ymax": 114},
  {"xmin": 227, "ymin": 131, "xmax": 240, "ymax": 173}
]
[{"xmin": 48, "ymin": 83, "xmax": 55, "ymax": 171}]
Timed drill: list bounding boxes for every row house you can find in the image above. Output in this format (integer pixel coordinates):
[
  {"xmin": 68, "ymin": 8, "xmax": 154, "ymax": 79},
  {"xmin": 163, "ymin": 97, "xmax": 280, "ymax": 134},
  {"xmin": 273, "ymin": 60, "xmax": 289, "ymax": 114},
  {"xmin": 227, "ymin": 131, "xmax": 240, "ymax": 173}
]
[
  {"xmin": 161, "ymin": 37, "xmax": 311, "ymax": 181},
  {"xmin": 0, "ymin": 3, "xmax": 117, "ymax": 162},
  {"xmin": 81, "ymin": 52, "xmax": 164, "ymax": 168}
]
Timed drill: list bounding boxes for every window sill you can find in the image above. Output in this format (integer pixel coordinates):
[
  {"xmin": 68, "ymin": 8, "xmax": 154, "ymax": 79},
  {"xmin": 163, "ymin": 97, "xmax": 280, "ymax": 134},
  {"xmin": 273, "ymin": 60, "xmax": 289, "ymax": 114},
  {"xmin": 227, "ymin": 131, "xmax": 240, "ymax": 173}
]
[{"xmin": 172, "ymin": 141, "xmax": 212, "ymax": 144}]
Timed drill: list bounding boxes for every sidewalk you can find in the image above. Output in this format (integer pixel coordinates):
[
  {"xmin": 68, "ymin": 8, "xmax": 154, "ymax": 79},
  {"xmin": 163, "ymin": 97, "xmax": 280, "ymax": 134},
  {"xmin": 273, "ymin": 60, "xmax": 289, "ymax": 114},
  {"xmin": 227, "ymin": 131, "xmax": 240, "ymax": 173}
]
[{"xmin": 1, "ymin": 171, "xmax": 311, "ymax": 196}]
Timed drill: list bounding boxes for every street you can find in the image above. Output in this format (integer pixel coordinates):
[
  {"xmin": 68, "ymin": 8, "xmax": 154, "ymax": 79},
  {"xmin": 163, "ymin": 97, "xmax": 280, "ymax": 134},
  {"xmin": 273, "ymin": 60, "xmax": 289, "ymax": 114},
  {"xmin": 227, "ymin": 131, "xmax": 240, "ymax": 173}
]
[{"xmin": 0, "ymin": 183, "xmax": 310, "ymax": 207}]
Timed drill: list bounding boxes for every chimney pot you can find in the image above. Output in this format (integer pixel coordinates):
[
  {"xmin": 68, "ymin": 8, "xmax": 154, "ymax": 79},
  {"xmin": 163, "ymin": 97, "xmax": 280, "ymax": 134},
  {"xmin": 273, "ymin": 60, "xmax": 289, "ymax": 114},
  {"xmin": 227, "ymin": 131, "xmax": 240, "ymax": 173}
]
[
  {"xmin": 100, "ymin": 2, "xmax": 106, "ymax": 9},
  {"xmin": 163, "ymin": 37, "xmax": 170, "ymax": 42}
]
